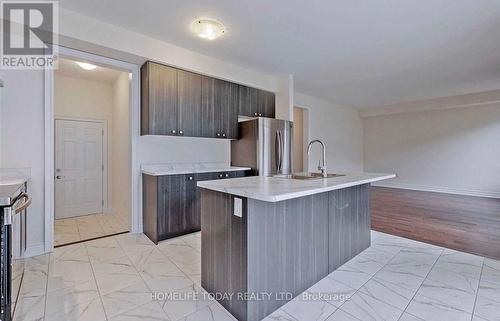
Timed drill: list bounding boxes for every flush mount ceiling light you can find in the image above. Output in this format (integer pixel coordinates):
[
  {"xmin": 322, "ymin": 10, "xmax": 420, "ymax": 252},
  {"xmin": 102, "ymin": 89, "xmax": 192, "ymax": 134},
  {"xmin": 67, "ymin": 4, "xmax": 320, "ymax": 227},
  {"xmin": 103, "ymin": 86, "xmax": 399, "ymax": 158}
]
[
  {"xmin": 190, "ymin": 18, "xmax": 225, "ymax": 40},
  {"xmin": 76, "ymin": 61, "xmax": 97, "ymax": 70}
]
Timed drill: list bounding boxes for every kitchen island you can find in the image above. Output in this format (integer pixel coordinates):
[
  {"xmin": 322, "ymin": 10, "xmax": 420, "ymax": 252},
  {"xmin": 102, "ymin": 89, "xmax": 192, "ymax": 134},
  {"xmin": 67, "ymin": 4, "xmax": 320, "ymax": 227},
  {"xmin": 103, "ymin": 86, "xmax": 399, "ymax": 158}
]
[{"xmin": 197, "ymin": 173, "xmax": 395, "ymax": 321}]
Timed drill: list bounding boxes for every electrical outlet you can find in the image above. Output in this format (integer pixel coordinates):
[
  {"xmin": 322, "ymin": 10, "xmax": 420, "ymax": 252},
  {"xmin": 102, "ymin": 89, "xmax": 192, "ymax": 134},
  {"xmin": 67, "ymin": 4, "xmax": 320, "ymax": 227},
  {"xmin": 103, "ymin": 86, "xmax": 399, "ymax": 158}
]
[{"xmin": 234, "ymin": 197, "xmax": 243, "ymax": 217}]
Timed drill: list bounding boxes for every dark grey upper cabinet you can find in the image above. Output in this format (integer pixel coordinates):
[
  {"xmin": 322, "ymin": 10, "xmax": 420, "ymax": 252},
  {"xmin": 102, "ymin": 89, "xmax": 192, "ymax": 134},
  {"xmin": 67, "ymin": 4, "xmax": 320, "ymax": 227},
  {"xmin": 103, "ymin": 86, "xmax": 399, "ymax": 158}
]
[
  {"xmin": 178, "ymin": 70, "xmax": 203, "ymax": 137},
  {"xmin": 141, "ymin": 62, "xmax": 178, "ymax": 135},
  {"xmin": 238, "ymin": 85, "xmax": 275, "ymax": 118},
  {"xmin": 238, "ymin": 86, "xmax": 258, "ymax": 117},
  {"xmin": 225, "ymin": 82, "xmax": 240, "ymax": 139},
  {"xmin": 141, "ymin": 60, "xmax": 274, "ymax": 138},
  {"xmin": 142, "ymin": 62, "xmax": 203, "ymax": 137},
  {"xmin": 214, "ymin": 79, "xmax": 239, "ymax": 139},
  {"xmin": 201, "ymin": 76, "xmax": 216, "ymax": 137},
  {"xmin": 260, "ymin": 90, "xmax": 276, "ymax": 118},
  {"xmin": 201, "ymin": 77, "xmax": 239, "ymax": 139}
]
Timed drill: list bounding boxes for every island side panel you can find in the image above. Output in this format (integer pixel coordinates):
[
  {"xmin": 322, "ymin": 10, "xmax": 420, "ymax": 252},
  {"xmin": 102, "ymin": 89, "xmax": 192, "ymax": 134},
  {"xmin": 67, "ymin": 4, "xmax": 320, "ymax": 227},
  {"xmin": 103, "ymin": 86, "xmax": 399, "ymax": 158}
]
[
  {"xmin": 329, "ymin": 184, "xmax": 371, "ymax": 271},
  {"xmin": 246, "ymin": 193, "xmax": 330, "ymax": 321},
  {"xmin": 200, "ymin": 189, "xmax": 248, "ymax": 321}
]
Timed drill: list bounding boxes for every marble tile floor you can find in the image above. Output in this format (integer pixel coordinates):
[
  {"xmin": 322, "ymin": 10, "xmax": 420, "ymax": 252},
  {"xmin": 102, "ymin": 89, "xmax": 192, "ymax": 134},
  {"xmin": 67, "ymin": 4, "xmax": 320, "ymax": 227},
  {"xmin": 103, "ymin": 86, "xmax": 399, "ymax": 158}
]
[
  {"xmin": 15, "ymin": 230, "xmax": 500, "ymax": 321},
  {"xmin": 54, "ymin": 212, "xmax": 129, "ymax": 247}
]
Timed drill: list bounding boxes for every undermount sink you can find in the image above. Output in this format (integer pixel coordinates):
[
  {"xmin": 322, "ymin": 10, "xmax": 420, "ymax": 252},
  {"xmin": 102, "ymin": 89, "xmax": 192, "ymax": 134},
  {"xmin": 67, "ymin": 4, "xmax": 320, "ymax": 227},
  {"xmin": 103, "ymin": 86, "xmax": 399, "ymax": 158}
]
[{"xmin": 273, "ymin": 173, "xmax": 345, "ymax": 180}]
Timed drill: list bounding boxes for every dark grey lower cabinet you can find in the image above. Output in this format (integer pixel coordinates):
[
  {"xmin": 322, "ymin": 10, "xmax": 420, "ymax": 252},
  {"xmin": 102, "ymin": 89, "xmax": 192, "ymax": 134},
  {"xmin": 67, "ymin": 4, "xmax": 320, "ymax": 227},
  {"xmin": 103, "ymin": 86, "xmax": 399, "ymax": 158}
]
[
  {"xmin": 143, "ymin": 174, "xmax": 198, "ymax": 243},
  {"xmin": 201, "ymin": 184, "xmax": 371, "ymax": 321},
  {"xmin": 143, "ymin": 170, "xmax": 250, "ymax": 244}
]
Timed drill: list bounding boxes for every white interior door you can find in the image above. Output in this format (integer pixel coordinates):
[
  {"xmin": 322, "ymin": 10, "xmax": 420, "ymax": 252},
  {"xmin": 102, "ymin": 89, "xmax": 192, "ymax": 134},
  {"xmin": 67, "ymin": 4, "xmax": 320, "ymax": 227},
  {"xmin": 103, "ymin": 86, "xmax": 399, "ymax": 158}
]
[{"xmin": 55, "ymin": 119, "xmax": 104, "ymax": 219}]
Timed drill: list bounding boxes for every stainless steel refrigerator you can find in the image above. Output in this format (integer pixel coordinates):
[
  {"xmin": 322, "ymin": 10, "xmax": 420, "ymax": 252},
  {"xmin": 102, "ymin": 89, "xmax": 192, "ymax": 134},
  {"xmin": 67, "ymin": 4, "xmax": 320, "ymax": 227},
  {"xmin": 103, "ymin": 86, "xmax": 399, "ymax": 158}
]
[{"xmin": 231, "ymin": 118, "xmax": 293, "ymax": 176}]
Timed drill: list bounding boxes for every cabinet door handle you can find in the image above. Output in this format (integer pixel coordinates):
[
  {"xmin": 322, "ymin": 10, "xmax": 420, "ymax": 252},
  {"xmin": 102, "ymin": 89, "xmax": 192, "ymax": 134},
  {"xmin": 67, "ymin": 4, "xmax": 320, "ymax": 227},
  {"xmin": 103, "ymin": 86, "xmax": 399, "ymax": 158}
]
[
  {"xmin": 225, "ymin": 173, "xmax": 229, "ymax": 178},
  {"xmin": 15, "ymin": 193, "xmax": 32, "ymax": 214},
  {"xmin": 188, "ymin": 176, "xmax": 193, "ymax": 181},
  {"xmin": 254, "ymin": 112, "xmax": 258, "ymax": 116},
  {"xmin": 218, "ymin": 174, "xmax": 223, "ymax": 178},
  {"xmin": 171, "ymin": 129, "xmax": 176, "ymax": 134},
  {"xmin": 222, "ymin": 133, "xmax": 226, "ymax": 137},
  {"xmin": 179, "ymin": 130, "xmax": 183, "ymax": 135},
  {"xmin": 216, "ymin": 133, "xmax": 221, "ymax": 137},
  {"xmin": 258, "ymin": 113, "xmax": 262, "ymax": 116}
]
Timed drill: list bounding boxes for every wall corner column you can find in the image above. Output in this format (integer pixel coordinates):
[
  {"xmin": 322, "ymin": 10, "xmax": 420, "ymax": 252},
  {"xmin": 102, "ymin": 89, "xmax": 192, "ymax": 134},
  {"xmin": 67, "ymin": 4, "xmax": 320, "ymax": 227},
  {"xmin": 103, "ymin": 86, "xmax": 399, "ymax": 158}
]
[{"xmin": 275, "ymin": 74, "xmax": 294, "ymax": 121}]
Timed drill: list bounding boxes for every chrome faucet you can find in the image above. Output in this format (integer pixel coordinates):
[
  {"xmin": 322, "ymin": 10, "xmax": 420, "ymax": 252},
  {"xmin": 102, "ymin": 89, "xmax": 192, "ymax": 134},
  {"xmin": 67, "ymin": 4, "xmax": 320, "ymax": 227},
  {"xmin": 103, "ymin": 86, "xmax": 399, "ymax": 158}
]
[{"xmin": 307, "ymin": 139, "xmax": 327, "ymax": 178}]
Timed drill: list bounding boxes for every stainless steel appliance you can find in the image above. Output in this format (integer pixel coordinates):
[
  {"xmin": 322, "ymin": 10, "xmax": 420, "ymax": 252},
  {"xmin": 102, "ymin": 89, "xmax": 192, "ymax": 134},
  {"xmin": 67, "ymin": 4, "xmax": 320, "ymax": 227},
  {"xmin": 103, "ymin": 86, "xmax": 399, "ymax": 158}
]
[
  {"xmin": 231, "ymin": 118, "xmax": 293, "ymax": 176},
  {"xmin": 1, "ymin": 182, "xmax": 30, "ymax": 321}
]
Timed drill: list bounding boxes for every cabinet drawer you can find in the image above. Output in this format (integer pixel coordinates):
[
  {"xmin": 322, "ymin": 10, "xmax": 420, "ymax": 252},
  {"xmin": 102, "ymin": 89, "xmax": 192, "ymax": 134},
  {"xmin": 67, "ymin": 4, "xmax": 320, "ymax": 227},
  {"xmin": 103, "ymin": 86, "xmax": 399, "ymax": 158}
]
[
  {"xmin": 195, "ymin": 172, "xmax": 219, "ymax": 182},
  {"xmin": 228, "ymin": 170, "xmax": 250, "ymax": 178}
]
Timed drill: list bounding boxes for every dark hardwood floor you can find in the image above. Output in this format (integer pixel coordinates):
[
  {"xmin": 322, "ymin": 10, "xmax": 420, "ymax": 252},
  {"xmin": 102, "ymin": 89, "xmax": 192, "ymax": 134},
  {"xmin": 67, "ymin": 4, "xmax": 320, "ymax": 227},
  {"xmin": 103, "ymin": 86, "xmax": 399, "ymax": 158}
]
[{"xmin": 371, "ymin": 186, "xmax": 500, "ymax": 260}]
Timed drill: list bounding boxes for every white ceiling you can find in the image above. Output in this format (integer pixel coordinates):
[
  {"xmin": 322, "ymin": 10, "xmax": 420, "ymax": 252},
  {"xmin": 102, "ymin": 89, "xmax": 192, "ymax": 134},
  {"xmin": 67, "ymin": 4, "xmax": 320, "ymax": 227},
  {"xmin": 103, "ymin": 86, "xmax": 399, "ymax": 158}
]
[
  {"xmin": 56, "ymin": 57, "xmax": 124, "ymax": 84},
  {"xmin": 59, "ymin": 0, "xmax": 500, "ymax": 108}
]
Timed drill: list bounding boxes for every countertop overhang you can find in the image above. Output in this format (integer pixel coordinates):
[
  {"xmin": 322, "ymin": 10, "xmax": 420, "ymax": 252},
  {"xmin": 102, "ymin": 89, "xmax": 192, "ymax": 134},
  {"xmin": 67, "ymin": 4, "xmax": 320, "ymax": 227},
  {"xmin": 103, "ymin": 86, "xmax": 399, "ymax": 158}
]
[
  {"xmin": 197, "ymin": 172, "xmax": 396, "ymax": 202},
  {"xmin": 141, "ymin": 163, "xmax": 251, "ymax": 176}
]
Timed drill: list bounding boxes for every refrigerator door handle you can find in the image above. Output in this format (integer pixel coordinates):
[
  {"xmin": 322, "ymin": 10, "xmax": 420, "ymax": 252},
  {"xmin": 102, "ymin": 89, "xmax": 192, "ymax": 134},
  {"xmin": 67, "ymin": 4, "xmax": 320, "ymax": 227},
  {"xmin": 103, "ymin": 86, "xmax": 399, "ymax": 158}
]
[
  {"xmin": 275, "ymin": 131, "xmax": 279, "ymax": 172},
  {"xmin": 280, "ymin": 130, "xmax": 284, "ymax": 172},
  {"xmin": 276, "ymin": 130, "xmax": 283, "ymax": 173}
]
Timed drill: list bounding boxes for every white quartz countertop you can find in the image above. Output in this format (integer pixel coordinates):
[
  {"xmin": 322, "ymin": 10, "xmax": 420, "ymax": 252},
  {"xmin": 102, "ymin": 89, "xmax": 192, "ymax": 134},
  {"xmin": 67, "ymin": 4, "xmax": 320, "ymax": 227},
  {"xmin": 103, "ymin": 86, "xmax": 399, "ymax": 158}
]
[
  {"xmin": 197, "ymin": 172, "xmax": 396, "ymax": 202},
  {"xmin": 141, "ymin": 163, "xmax": 251, "ymax": 176}
]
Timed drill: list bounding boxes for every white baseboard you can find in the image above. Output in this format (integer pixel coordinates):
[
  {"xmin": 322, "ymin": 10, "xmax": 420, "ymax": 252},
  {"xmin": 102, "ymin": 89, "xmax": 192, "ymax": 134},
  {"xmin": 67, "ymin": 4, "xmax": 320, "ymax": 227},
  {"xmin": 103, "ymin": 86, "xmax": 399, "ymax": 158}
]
[
  {"xmin": 372, "ymin": 181, "xmax": 500, "ymax": 199},
  {"xmin": 24, "ymin": 243, "xmax": 47, "ymax": 258}
]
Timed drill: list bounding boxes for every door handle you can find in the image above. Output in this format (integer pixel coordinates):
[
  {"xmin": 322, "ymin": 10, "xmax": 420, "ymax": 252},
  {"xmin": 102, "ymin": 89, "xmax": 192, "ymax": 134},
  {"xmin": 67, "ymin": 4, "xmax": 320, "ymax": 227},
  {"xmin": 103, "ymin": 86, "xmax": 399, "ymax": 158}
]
[
  {"xmin": 15, "ymin": 193, "xmax": 32, "ymax": 214},
  {"xmin": 55, "ymin": 175, "xmax": 63, "ymax": 179}
]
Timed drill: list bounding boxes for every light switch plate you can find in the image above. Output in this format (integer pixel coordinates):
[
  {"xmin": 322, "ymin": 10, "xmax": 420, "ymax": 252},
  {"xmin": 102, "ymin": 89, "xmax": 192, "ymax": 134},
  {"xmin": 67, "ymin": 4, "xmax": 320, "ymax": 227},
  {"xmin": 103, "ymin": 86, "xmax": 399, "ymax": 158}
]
[{"xmin": 234, "ymin": 197, "xmax": 243, "ymax": 217}]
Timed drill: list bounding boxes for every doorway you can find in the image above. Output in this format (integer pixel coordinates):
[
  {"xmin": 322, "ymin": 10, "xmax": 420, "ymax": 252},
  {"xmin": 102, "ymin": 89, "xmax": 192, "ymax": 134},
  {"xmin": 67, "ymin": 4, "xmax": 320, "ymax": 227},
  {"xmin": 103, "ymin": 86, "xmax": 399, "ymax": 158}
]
[
  {"xmin": 53, "ymin": 56, "xmax": 131, "ymax": 247},
  {"xmin": 55, "ymin": 119, "xmax": 105, "ymax": 219}
]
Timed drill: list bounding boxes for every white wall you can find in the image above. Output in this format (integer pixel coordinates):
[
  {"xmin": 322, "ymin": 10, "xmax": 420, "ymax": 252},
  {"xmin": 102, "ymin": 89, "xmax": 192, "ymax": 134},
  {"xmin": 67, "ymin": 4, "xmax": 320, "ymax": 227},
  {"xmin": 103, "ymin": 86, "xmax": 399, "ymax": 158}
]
[
  {"xmin": 54, "ymin": 74, "xmax": 114, "ymax": 120},
  {"xmin": 57, "ymin": 8, "xmax": 284, "ymax": 96},
  {"xmin": 363, "ymin": 103, "xmax": 500, "ymax": 198},
  {"xmin": 54, "ymin": 74, "xmax": 115, "ymax": 212},
  {"xmin": 293, "ymin": 107, "xmax": 305, "ymax": 172},
  {"xmin": 111, "ymin": 73, "xmax": 131, "ymax": 223},
  {"xmin": 294, "ymin": 93, "xmax": 364, "ymax": 173},
  {"xmin": 0, "ymin": 80, "xmax": 3, "ymax": 167},
  {"xmin": 0, "ymin": 69, "xmax": 46, "ymax": 255}
]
